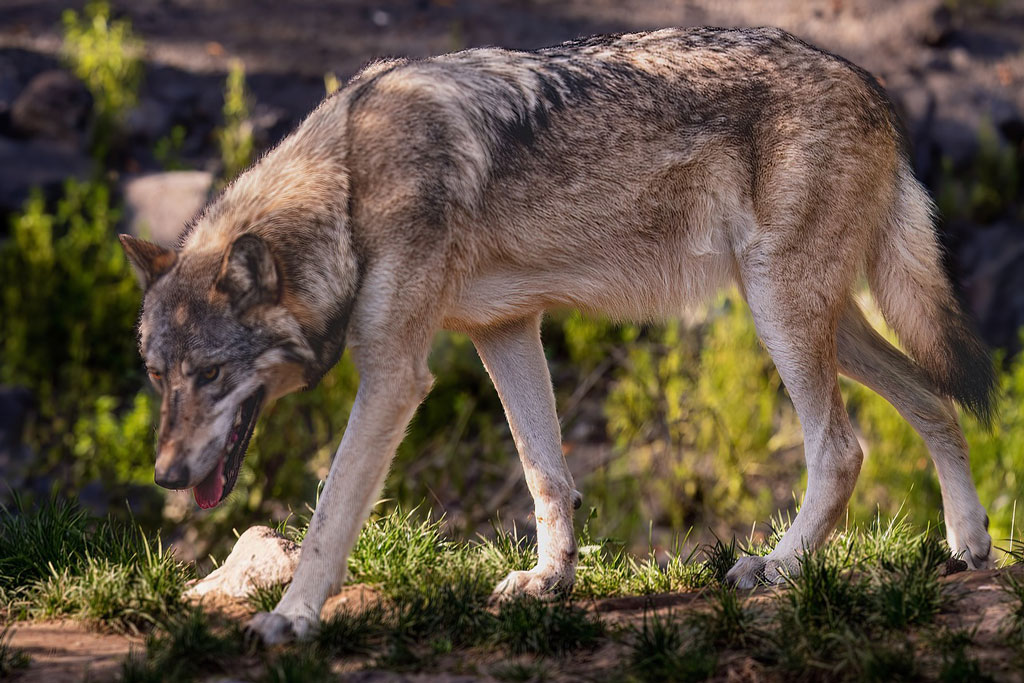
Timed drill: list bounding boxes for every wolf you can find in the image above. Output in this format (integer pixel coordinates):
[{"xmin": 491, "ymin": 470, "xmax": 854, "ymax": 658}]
[{"xmin": 120, "ymin": 27, "xmax": 996, "ymax": 643}]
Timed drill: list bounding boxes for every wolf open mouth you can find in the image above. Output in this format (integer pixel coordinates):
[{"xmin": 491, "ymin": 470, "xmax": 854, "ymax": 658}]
[{"xmin": 193, "ymin": 387, "xmax": 265, "ymax": 509}]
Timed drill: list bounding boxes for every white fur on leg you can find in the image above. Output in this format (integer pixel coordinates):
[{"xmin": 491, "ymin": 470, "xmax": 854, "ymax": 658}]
[
  {"xmin": 492, "ymin": 494, "xmax": 577, "ymax": 600},
  {"xmin": 471, "ymin": 317, "xmax": 579, "ymax": 600}
]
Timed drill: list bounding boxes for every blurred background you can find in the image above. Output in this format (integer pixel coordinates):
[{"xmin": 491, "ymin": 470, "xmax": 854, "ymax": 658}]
[{"xmin": 0, "ymin": 0, "xmax": 1022, "ymax": 565}]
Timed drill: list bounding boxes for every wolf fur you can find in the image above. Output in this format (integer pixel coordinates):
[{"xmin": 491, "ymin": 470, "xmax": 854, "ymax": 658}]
[{"xmin": 120, "ymin": 27, "xmax": 996, "ymax": 643}]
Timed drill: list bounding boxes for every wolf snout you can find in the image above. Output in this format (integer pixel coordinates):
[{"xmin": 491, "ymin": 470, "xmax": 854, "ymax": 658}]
[{"xmin": 154, "ymin": 459, "xmax": 191, "ymax": 490}]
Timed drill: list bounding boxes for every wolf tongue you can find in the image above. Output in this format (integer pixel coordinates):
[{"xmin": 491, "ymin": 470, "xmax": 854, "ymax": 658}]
[{"xmin": 193, "ymin": 458, "xmax": 225, "ymax": 509}]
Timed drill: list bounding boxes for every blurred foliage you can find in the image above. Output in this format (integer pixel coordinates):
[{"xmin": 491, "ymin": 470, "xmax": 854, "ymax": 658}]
[
  {"xmin": 936, "ymin": 119, "xmax": 1022, "ymax": 224},
  {"xmin": 154, "ymin": 124, "xmax": 188, "ymax": 171},
  {"xmin": 324, "ymin": 72, "xmax": 341, "ymax": 96},
  {"xmin": 61, "ymin": 0, "xmax": 142, "ymax": 160},
  {"xmin": 216, "ymin": 59, "xmax": 255, "ymax": 184},
  {"xmin": 569, "ymin": 294, "xmax": 801, "ymax": 544},
  {"xmin": 0, "ymin": 181, "xmax": 151, "ymax": 498}
]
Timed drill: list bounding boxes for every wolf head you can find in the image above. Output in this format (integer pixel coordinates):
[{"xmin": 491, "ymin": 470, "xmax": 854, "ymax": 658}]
[{"xmin": 120, "ymin": 232, "xmax": 319, "ymax": 509}]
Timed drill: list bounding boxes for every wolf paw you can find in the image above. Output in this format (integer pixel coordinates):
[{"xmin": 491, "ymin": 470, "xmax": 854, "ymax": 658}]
[
  {"xmin": 950, "ymin": 530, "xmax": 994, "ymax": 570},
  {"xmin": 491, "ymin": 567, "xmax": 574, "ymax": 602},
  {"xmin": 724, "ymin": 555, "xmax": 794, "ymax": 589},
  {"xmin": 948, "ymin": 511, "xmax": 994, "ymax": 570},
  {"xmin": 246, "ymin": 609, "xmax": 316, "ymax": 646}
]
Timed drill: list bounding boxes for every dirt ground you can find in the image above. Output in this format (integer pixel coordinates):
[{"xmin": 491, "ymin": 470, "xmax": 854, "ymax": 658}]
[
  {"xmin": 6, "ymin": 621, "xmax": 141, "ymax": 683},
  {"xmin": 7, "ymin": 564, "xmax": 1024, "ymax": 682}
]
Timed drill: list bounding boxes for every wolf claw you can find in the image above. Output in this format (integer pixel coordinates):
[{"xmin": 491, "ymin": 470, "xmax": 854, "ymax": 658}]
[
  {"xmin": 246, "ymin": 610, "xmax": 315, "ymax": 645},
  {"xmin": 724, "ymin": 556, "xmax": 793, "ymax": 589}
]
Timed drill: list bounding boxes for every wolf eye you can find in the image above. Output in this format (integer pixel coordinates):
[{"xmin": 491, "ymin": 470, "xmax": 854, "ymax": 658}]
[
  {"xmin": 148, "ymin": 369, "xmax": 163, "ymax": 382},
  {"xmin": 197, "ymin": 366, "xmax": 220, "ymax": 386}
]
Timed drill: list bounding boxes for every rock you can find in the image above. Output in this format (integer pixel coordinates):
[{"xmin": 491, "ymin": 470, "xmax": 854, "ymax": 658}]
[
  {"xmin": 185, "ymin": 526, "xmax": 300, "ymax": 600},
  {"xmin": 122, "ymin": 170, "xmax": 213, "ymax": 246},
  {"xmin": 10, "ymin": 69, "xmax": 92, "ymax": 147},
  {"xmin": 956, "ymin": 221, "xmax": 1024, "ymax": 351}
]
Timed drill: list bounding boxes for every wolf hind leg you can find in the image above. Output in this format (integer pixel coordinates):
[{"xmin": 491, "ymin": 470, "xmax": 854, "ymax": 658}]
[
  {"xmin": 470, "ymin": 314, "xmax": 578, "ymax": 599},
  {"xmin": 836, "ymin": 299, "xmax": 992, "ymax": 568},
  {"xmin": 726, "ymin": 263, "xmax": 863, "ymax": 588}
]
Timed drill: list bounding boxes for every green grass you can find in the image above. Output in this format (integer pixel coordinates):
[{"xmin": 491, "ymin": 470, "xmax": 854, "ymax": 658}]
[
  {"xmin": 495, "ymin": 597, "xmax": 605, "ymax": 656},
  {"xmin": 628, "ymin": 611, "xmax": 717, "ymax": 682},
  {"xmin": 2, "ymin": 499, "xmax": 1018, "ymax": 680},
  {"xmin": 260, "ymin": 650, "xmax": 335, "ymax": 683},
  {"xmin": 1, "ymin": 496, "xmax": 190, "ymax": 631},
  {"xmin": 246, "ymin": 581, "xmax": 289, "ymax": 614},
  {"xmin": 121, "ymin": 608, "xmax": 245, "ymax": 682},
  {"xmin": 1001, "ymin": 572, "xmax": 1024, "ymax": 646},
  {"xmin": 934, "ymin": 629, "xmax": 996, "ymax": 683}
]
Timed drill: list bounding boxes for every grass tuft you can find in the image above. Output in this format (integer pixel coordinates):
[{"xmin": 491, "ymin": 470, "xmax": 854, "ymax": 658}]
[
  {"xmin": 315, "ymin": 603, "xmax": 390, "ymax": 657},
  {"xmin": 261, "ymin": 649, "xmax": 335, "ymax": 683},
  {"xmin": 391, "ymin": 574, "xmax": 495, "ymax": 648},
  {"xmin": 872, "ymin": 534, "xmax": 947, "ymax": 629},
  {"xmin": 1000, "ymin": 571, "xmax": 1024, "ymax": 645},
  {"xmin": 494, "ymin": 597, "xmax": 605, "ymax": 656},
  {"xmin": 696, "ymin": 585, "xmax": 756, "ymax": 648},
  {"xmin": 934, "ymin": 629, "xmax": 996, "ymax": 683},
  {"xmin": 783, "ymin": 544, "xmax": 869, "ymax": 633},
  {"xmin": 246, "ymin": 581, "xmax": 288, "ymax": 614},
  {"xmin": 122, "ymin": 608, "xmax": 244, "ymax": 682},
  {"xmin": 2, "ymin": 497, "xmax": 189, "ymax": 630},
  {"xmin": 702, "ymin": 535, "xmax": 738, "ymax": 584},
  {"xmin": 629, "ymin": 610, "xmax": 716, "ymax": 682}
]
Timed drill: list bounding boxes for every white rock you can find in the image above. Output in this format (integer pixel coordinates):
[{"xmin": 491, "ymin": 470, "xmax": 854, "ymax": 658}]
[
  {"xmin": 185, "ymin": 526, "xmax": 300, "ymax": 600},
  {"xmin": 122, "ymin": 170, "xmax": 213, "ymax": 247}
]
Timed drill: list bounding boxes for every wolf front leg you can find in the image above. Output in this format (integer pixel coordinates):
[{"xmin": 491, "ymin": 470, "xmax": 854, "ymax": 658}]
[
  {"xmin": 246, "ymin": 348, "xmax": 432, "ymax": 644},
  {"xmin": 471, "ymin": 315, "xmax": 578, "ymax": 599}
]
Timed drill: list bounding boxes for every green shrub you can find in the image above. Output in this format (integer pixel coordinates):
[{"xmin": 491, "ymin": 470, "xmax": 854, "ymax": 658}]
[
  {"xmin": 936, "ymin": 120, "xmax": 1021, "ymax": 224},
  {"xmin": 62, "ymin": 0, "xmax": 142, "ymax": 159},
  {"xmin": 154, "ymin": 124, "xmax": 188, "ymax": 171},
  {"xmin": 587, "ymin": 290, "xmax": 800, "ymax": 544},
  {"xmin": 217, "ymin": 59, "xmax": 255, "ymax": 183},
  {"xmin": 0, "ymin": 181, "xmax": 153, "ymax": 504}
]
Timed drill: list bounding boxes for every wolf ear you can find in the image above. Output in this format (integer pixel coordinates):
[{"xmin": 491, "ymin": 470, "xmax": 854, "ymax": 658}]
[
  {"xmin": 118, "ymin": 234, "xmax": 177, "ymax": 289},
  {"xmin": 215, "ymin": 234, "xmax": 281, "ymax": 312}
]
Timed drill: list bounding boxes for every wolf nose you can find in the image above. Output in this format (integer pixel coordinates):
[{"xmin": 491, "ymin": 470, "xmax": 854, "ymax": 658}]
[{"xmin": 154, "ymin": 462, "xmax": 191, "ymax": 489}]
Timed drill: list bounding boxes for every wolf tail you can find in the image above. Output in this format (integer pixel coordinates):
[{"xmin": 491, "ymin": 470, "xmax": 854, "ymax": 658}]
[{"xmin": 866, "ymin": 160, "xmax": 996, "ymax": 422}]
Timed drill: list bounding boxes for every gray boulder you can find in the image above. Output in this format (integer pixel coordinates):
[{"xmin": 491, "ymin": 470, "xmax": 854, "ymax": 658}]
[
  {"xmin": 10, "ymin": 69, "xmax": 92, "ymax": 147},
  {"xmin": 122, "ymin": 170, "xmax": 213, "ymax": 246}
]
